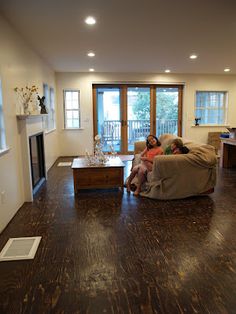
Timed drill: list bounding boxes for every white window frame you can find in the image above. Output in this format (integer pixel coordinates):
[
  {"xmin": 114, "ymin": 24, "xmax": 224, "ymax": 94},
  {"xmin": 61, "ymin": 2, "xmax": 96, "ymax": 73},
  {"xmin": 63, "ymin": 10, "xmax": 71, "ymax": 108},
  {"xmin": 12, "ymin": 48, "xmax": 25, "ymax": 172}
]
[
  {"xmin": 195, "ymin": 91, "xmax": 228, "ymax": 126},
  {"xmin": 63, "ymin": 90, "xmax": 81, "ymax": 129},
  {"xmin": 0, "ymin": 79, "xmax": 7, "ymax": 154}
]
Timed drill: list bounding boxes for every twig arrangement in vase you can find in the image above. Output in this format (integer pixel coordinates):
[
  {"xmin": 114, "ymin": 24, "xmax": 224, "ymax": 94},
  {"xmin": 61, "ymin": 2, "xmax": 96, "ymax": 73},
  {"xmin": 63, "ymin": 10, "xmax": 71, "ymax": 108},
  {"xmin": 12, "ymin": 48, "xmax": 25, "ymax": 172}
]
[
  {"xmin": 14, "ymin": 85, "xmax": 39, "ymax": 115},
  {"xmin": 85, "ymin": 134, "xmax": 108, "ymax": 166}
]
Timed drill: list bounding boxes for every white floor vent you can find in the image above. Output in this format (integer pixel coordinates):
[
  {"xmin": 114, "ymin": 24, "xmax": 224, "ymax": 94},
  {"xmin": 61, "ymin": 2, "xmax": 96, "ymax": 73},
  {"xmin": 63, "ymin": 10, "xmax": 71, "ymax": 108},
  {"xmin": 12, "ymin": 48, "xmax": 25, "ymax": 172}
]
[
  {"xmin": 57, "ymin": 162, "xmax": 72, "ymax": 167},
  {"xmin": 0, "ymin": 236, "xmax": 42, "ymax": 262}
]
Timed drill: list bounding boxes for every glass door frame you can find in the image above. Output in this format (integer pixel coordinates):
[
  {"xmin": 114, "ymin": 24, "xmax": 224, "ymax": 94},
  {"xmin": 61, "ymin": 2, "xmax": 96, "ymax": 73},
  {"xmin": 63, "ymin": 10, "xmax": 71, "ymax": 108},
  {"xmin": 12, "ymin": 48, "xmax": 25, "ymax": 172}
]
[
  {"xmin": 93, "ymin": 84, "xmax": 124, "ymax": 153},
  {"xmin": 93, "ymin": 84, "xmax": 183, "ymax": 154},
  {"xmin": 154, "ymin": 84, "xmax": 183, "ymax": 139}
]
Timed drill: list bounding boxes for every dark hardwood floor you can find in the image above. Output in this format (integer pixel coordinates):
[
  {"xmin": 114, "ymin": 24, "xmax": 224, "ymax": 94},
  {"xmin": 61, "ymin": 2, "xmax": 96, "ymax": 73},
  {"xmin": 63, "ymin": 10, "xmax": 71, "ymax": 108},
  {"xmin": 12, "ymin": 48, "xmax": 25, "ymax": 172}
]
[{"xmin": 0, "ymin": 158, "xmax": 236, "ymax": 314}]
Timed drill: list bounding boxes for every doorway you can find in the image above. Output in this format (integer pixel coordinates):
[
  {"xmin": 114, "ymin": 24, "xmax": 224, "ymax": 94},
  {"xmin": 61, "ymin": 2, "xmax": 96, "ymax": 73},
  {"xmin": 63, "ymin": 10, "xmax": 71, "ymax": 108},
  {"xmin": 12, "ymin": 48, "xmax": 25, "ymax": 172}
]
[
  {"xmin": 93, "ymin": 84, "xmax": 183, "ymax": 153},
  {"xmin": 95, "ymin": 87, "xmax": 121, "ymax": 152}
]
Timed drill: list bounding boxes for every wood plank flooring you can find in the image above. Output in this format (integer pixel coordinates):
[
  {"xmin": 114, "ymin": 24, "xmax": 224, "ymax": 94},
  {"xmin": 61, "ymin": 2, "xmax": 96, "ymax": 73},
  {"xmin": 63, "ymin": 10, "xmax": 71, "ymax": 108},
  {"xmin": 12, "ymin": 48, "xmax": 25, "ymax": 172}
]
[{"xmin": 0, "ymin": 158, "xmax": 236, "ymax": 313}]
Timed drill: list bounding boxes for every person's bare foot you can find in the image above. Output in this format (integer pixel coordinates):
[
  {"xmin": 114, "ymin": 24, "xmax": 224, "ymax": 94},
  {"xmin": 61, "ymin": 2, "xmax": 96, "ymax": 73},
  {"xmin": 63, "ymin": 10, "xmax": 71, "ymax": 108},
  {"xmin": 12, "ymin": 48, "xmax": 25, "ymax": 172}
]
[{"xmin": 133, "ymin": 188, "xmax": 140, "ymax": 196}]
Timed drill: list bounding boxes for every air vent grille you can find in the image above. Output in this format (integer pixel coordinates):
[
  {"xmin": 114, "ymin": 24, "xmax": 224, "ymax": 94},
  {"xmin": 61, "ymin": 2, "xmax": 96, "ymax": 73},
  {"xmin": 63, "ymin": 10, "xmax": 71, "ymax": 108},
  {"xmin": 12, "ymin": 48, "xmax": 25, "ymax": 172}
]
[{"xmin": 0, "ymin": 237, "xmax": 42, "ymax": 261}]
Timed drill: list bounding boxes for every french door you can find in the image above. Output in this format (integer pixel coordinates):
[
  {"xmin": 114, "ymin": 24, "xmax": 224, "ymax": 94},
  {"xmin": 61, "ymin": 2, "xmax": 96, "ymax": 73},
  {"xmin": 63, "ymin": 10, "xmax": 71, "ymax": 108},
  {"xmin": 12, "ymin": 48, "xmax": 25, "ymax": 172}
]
[
  {"xmin": 94, "ymin": 86, "xmax": 122, "ymax": 152},
  {"xmin": 93, "ymin": 84, "xmax": 183, "ymax": 153}
]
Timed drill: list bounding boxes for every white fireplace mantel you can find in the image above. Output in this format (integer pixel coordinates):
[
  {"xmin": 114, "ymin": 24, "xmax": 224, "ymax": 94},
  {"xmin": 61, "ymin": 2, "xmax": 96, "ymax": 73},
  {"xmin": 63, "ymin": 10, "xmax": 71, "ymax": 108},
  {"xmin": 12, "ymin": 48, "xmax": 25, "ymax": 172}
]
[
  {"xmin": 16, "ymin": 114, "xmax": 48, "ymax": 120},
  {"xmin": 17, "ymin": 116, "xmax": 47, "ymax": 202}
]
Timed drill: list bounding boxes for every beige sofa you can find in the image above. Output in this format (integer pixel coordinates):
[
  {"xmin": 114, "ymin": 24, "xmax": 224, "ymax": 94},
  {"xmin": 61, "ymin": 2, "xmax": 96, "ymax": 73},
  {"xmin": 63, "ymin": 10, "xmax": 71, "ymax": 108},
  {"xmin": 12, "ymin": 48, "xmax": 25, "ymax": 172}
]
[{"xmin": 130, "ymin": 134, "xmax": 217, "ymax": 200}]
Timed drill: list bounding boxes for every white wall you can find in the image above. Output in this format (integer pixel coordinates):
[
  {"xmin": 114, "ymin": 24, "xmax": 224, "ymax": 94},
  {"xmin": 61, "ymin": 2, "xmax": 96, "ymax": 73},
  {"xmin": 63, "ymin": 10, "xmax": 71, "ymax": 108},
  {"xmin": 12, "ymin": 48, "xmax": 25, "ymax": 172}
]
[
  {"xmin": 56, "ymin": 72, "xmax": 236, "ymax": 156},
  {"xmin": 0, "ymin": 15, "xmax": 59, "ymax": 232}
]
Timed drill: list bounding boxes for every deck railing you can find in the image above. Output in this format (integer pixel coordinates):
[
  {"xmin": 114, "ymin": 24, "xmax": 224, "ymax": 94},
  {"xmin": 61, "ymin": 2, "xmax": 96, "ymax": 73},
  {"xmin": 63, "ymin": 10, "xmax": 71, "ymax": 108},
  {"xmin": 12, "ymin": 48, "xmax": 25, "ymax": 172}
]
[{"xmin": 100, "ymin": 119, "xmax": 178, "ymax": 147}]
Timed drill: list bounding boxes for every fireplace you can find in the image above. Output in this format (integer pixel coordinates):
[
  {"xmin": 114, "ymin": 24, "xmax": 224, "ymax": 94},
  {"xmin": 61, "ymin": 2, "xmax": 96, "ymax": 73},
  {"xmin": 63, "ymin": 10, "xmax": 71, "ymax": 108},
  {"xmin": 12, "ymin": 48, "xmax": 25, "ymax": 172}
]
[{"xmin": 29, "ymin": 132, "xmax": 46, "ymax": 194}]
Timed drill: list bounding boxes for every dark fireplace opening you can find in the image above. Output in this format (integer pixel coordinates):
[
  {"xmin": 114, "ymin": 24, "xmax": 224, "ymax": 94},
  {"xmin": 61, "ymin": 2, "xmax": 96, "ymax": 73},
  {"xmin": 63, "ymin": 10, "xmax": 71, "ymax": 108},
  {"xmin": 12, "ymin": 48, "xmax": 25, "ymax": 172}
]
[{"xmin": 29, "ymin": 132, "xmax": 46, "ymax": 194}]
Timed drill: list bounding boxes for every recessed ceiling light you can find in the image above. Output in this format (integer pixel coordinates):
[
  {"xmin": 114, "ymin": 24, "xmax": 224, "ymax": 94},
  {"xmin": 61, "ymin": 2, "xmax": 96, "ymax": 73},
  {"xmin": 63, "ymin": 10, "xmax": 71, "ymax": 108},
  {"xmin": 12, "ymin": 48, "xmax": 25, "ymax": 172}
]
[
  {"xmin": 165, "ymin": 69, "xmax": 171, "ymax": 73},
  {"xmin": 89, "ymin": 68, "xmax": 94, "ymax": 72},
  {"xmin": 87, "ymin": 52, "xmax": 95, "ymax": 57},
  {"xmin": 85, "ymin": 16, "xmax": 96, "ymax": 25},
  {"xmin": 189, "ymin": 54, "xmax": 198, "ymax": 59},
  {"xmin": 224, "ymin": 68, "xmax": 230, "ymax": 72}
]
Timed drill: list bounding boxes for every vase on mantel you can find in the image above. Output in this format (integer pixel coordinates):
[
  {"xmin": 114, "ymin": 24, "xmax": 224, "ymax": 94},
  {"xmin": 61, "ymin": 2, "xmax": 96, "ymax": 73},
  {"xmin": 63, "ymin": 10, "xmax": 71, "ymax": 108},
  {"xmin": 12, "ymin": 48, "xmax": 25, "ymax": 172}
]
[{"xmin": 23, "ymin": 102, "xmax": 31, "ymax": 115}]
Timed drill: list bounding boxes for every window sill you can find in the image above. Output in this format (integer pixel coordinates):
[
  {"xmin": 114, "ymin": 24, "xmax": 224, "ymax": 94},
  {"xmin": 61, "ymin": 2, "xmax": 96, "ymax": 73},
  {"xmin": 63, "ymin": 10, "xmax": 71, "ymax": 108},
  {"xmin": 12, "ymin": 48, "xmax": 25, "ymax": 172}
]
[
  {"xmin": 63, "ymin": 128, "xmax": 84, "ymax": 130},
  {"xmin": 45, "ymin": 128, "xmax": 56, "ymax": 135},
  {"xmin": 191, "ymin": 124, "xmax": 230, "ymax": 128},
  {"xmin": 0, "ymin": 147, "xmax": 10, "ymax": 157}
]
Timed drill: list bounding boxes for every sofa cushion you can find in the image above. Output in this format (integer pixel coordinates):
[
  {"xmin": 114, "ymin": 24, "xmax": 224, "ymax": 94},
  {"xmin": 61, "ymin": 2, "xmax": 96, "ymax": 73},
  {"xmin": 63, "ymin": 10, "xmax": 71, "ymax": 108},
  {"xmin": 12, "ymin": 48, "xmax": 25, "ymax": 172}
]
[{"xmin": 134, "ymin": 141, "xmax": 146, "ymax": 154}]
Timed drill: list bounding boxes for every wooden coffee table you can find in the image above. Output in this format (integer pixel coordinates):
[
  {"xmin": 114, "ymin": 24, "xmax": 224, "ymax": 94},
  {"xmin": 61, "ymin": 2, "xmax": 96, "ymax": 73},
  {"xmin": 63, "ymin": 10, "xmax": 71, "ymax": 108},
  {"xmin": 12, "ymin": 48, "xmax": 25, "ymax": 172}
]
[{"xmin": 71, "ymin": 156, "xmax": 125, "ymax": 193}]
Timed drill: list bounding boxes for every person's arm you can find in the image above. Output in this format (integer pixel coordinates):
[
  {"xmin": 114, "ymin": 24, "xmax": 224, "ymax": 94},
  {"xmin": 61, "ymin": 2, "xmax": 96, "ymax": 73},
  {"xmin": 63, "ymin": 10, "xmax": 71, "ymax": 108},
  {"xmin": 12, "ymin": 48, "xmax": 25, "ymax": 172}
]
[
  {"xmin": 140, "ymin": 148, "xmax": 150, "ymax": 161},
  {"xmin": 140, "ymin": 147, "xmax": 148, "ymax": 157},
  {"xmin": 141, "ymin": 156, "xmax": 153, "ymax": 163},
  {"xmin": 173, "ymin": 148, "xmax": 181, "ymax": 154},
  {"xmin": 141, "ymin": 148, "xmax": 163, "ymax": 162},
  {"xmin": 141, "ymin": 148, "xmax": 153, "ymax": 162}
]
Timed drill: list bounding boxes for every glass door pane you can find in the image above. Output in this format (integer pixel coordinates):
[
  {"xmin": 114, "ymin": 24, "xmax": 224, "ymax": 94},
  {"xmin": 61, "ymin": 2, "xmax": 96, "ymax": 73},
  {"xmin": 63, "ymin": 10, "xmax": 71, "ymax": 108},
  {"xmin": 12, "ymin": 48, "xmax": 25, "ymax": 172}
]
[
  {"xmin": 96, "ymin": 87, "xmax": 121, "ymax": 152},
  {"xmin": 127, "ymin": 87, "xmax": 150, "ymax": 151},
  {"xmin": 156, "ymin": 87, "xmax": 179, "ymax": 136}
]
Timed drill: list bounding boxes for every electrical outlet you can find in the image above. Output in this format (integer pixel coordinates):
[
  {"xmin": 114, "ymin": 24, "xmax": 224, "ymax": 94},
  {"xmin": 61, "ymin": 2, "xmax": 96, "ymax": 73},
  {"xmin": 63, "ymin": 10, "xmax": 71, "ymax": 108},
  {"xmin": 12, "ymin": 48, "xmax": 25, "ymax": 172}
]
[{"xmin": 1, "ymin": 191, "xmax": 6, "ymax": 204}]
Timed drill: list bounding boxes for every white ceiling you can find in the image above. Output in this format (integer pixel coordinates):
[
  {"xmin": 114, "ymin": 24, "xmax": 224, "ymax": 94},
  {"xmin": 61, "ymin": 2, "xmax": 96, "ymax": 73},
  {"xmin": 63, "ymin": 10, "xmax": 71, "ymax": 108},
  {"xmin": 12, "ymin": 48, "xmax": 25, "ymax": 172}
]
[{"xmin": 1, "ymin": 0, "xmax": 236, "ymax": 74}]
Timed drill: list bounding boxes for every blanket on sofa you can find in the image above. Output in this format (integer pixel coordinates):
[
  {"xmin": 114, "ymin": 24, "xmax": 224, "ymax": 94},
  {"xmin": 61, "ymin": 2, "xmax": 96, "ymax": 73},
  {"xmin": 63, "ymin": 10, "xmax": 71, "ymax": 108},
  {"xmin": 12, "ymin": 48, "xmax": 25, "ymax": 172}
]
[{"xmin": 141, "ymin": 142, "xmax": 217, "ymax": 200}]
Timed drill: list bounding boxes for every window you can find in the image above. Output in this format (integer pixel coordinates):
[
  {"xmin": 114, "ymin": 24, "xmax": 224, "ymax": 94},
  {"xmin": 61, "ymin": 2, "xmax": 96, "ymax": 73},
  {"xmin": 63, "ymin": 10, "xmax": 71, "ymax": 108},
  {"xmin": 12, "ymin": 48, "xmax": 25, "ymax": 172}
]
[
  {"xmin": 48, "ymin": 87, "xmax": 55, "ymax": 130},
  {"xmin": 195, "ymin": 91, "xmax": 227, "ymax": 125},
  {"xmin": 43, "ymin": 84, "xmax": 56, "ymax": 131},
  {"xmin": 50, "ymin": 87, "xmax": 56, "ymax": 129},
  {"xmin": 0, "ymin": 79, "xmax": 6, "ymax": 151},
  {"xmin": 43, "ymin": 83, "xmax": 49, "ymax": 110},
  {"xmin": 43, "ymin": 83, "xmax": 49, "ymax": 130},
  {"xmin": 63, "ymin": 90, "xmax": 81, "ymax": 129}
]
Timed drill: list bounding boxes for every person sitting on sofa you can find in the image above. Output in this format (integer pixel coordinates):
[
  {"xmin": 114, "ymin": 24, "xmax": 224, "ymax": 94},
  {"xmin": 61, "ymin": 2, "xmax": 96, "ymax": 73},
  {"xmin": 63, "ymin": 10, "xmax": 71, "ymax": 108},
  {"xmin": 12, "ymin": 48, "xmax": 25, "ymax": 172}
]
[
  {"xmin": 126, "ymin": 134, "xmax": 163, "ymax": 196},
  {"xmin": 165, "ymin": 138, "xmax": 189, "ymax": 155}
]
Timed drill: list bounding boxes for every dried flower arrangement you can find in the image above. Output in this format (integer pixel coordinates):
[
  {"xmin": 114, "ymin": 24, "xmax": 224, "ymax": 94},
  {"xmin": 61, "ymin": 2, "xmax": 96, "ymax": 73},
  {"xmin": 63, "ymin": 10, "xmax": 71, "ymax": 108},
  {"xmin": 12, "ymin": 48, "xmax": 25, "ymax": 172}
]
[{"xmin": 14, "ymin": 85, "xmax": 39, "ymax": 114}]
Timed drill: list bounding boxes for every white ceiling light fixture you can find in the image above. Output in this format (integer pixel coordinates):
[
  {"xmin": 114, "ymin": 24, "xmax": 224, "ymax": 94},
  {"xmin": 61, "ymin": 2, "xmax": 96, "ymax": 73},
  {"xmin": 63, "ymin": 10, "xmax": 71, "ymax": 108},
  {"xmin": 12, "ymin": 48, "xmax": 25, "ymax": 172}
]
[
  {"xmin": 224, "ymin": 68, "xmax": 230, "ymax": 72},
  {"xmin": 89, "ymin": 68, "xmax": 95, "ymax": 72},
  {"xmin": 189, "ymin": 54, "xmax": 198, "ymax": 59},
  {"xmin": 87, "ymin": 51, "xmax": 95, "ymax": 57},
  {"xmin": 85, "ymin": 16, "xmax": 96, "ymax": 25},
  {"xmin": 165, "ymin": 69, "xmax": 171, "ymax": 73}
]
